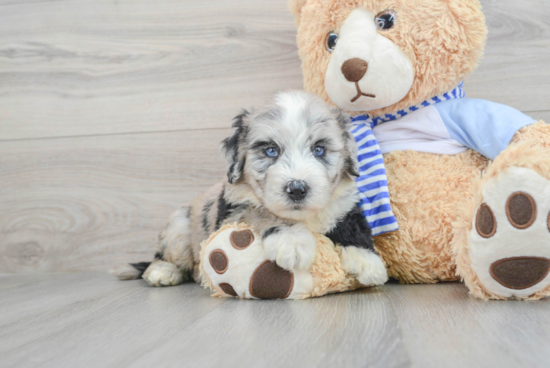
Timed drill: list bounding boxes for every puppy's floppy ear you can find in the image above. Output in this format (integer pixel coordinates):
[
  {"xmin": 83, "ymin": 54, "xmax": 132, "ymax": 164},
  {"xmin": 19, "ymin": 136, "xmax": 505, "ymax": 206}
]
[
  {"xmin": 288, "ymin": 0, "xmax": 309, "ymax": 26},
  {"xmin": 332, "ymin": 108, "xmax": 359, "ymax": 178},
  {"xmin": 221, "ymin": 110, "xmax": 249, "ymax": 184}
]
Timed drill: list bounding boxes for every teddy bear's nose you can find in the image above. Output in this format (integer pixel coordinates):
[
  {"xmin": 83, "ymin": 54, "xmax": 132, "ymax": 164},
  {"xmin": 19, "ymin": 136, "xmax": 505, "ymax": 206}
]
[{"xmin": 341, "ymin": 58, "xmax": 369, "ymax": 82}]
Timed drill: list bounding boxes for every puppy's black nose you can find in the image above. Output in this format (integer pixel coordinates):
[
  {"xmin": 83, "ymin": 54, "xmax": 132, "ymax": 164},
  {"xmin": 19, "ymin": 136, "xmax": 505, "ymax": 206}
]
[{"xmin": 286, "ymin": 180, "xmax": 308, "ymax": 202}]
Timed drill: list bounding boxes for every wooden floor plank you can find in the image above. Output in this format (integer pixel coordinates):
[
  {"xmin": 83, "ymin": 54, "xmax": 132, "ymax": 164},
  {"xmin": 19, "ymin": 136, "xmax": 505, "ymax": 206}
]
[
  {"xmin": 0, "ymin": 0, "xmax": 302, "ymax": 141},
  {"xmin": 0, "ymin": 273, "xmax": 225, "ymax": 368},
  {"xmin": 384, "ymin": 283, "xmax": 550, "ymax": 368},
  {"xmin": 0, "ymin": 0, "xmax": 548, "ymax": 141},
  {"xmin": 530, "ymin": 110, "xmax": 550, "ymax": 123},
  {"xmin": 130, "ymin": 287, "xmax": 410, "ymax": 368},
  {"xmin": 1, "ymin": 273, "xmax": 549, "ymax": 368},
  {"xmin": 467, "ymin": 0, "xmax": 550, "ymax": 112},
  {"xmin": 0, "ymin": 129, "xmax": 230, "ymax": 272}
]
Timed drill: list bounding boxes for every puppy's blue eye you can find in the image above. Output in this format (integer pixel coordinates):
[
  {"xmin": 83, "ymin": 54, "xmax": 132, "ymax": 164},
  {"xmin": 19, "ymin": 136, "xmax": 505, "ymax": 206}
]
[
  {"xmin": 265, "ymin": 147, "xmax": 278, "ymax": 158},
  {"xmin": 313, "ymin": 146, "xmax": 325, "ymax": 157}
]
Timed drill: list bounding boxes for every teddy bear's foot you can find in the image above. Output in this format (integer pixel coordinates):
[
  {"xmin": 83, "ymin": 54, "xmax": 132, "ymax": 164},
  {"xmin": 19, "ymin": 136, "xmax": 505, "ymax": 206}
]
[
  {"xmin": 467, "ymin": 167, "xmax": 550, "ymax": 300},
  {"xmin": 200, "ymin": 226, "xmax": 315, "ymax": 299}
]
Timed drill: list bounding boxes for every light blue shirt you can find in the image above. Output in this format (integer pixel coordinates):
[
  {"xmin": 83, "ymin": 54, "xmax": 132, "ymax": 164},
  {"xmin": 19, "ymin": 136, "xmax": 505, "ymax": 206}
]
[
  {"xmin": 435, "ymin": 99, "xmax": 535, "ymax": 160},
  {"xmin": 372, "ymin": 99, "xmax": 535, "ymax": 160}
]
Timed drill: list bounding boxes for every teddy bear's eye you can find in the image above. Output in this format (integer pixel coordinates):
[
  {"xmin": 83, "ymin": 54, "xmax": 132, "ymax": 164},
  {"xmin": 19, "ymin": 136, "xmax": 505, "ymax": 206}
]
[
  {"xmin": 375, "ymin": 9, "xmax": 397, "ymax": 31},
  {"xmin": 325, "ymin": 32, "xmax": 339, "ymax": 52}
]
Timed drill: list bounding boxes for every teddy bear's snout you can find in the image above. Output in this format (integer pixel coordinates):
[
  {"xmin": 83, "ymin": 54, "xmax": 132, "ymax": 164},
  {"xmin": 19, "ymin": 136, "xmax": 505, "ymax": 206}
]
[{"xmin": 341, "ymin": 58, "xmax": 369, "ymax": 82}]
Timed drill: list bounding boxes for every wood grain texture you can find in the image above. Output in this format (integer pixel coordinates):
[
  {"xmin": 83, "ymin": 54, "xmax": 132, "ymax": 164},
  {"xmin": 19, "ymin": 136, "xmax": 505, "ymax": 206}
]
[
  {"xmin": 383, "ymin": 283, "xmax": 550, "ymax": 368},
  {"xmin": 0, "ymin": 0, "xmax": 548, "ymax": 141},
  {"xmin": 1, "ymin": 273, "xmax": 549, "ymax": 368},
  {"xmin": 465, "ymin": 0, "xmax": 550, "ymax": 112},
  {"xmin": 0, "ymin": 128, "xmax": 230, "ymax": 272},
  {"xmin": 0, "ymin": 0, "xmax": 303, "ymax": 140},
  {"xmin": 0, "ymin": 0, "xmax": 549, "ymax": 272}
]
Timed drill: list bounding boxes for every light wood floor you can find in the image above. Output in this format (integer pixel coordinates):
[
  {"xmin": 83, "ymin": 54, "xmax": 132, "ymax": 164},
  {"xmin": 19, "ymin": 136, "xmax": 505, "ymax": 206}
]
[{"xmin": 1, "ymin": 272, "xmax": 549, "ymax": 368}]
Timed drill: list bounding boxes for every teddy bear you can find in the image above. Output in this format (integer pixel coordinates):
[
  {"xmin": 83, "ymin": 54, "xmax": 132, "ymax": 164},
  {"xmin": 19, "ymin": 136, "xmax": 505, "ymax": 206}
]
[
  {"xmin": 199, "ymin": 223, "xmax": 363, "ymax": 299},
  {"xmin": 285, "ymin": 0, "xmax": 550, "ymax": 300}
]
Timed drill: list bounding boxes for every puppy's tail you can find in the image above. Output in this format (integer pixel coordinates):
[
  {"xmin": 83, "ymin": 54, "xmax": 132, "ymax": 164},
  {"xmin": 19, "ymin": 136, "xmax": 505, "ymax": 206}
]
[{"xmin": 110, "ymin": 262, "xmax": 151, "ymax": 280}]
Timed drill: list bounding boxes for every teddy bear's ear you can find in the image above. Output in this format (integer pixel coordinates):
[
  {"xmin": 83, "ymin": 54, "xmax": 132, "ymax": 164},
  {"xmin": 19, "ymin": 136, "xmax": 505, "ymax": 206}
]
[{"xmin": 288, "ymin": 0, "xmax": 309, "ymax": 26}]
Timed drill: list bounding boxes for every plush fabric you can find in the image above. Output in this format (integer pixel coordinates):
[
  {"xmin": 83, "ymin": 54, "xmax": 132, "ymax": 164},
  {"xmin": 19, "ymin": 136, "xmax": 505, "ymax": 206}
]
[
  {"xmin": 453, "ymin": 122, "xmax": 550, "ymax": 300},
  {"xmin": 290, "ymin": 0, "xmax": 550, "ymax": 300},
  {"xmin": 350, "ymin": 82, "xmax": 467, "ymax": 236},
  {"xmin": 291, "ymin": 0, "xmax": 487, "ymax": 117},
  {"xmin": 198, "ymin": 223, "xmax": 363, "ymax": 299},
  {"xmin": 350, "ymin": 119, "xmax": 398, "ymax": 236},
  {"xmin": 376, "ymin": 149, "xmax": 488, "ymax": 284}
]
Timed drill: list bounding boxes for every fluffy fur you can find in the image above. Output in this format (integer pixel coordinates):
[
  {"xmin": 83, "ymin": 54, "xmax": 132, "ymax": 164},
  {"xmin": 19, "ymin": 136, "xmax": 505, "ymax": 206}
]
[
  {"xmin": 113, "ymin": 91, "xmax": 388, "ymax": 287},
  {"xmin": 290, "ymin": 0, "xmax": 550, "ymax": 300},
  {"xmin": 198, "ymin": 223, "xmax": 365, "ymax": 298},
  {"xmin": 375, "ymin": 149, "xmax": 488, "ymax": 284},
  {"xmin": 290, "ymin": 0, "xmax": 487, "ymax": 117},
  {"xmin": 453, "ymin": 122, "xmax": 550, "ymax": 300}
]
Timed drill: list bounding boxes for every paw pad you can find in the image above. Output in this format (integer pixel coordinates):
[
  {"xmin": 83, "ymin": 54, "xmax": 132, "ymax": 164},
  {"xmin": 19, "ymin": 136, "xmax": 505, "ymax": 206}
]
[
  {"xmin": 249, "ymin": 261, "xmax": 294, "ymax": 299},
  {"xmin": 219, "ymin": 283, "xmax": 238, "ymax": 296},
  {"xmin": 476, "ymin": 203, "xmax": 496, "ymax": 238},
  {"xmin": 469, "ymin": 167, "xmax": 550, "ymax": 298},
  {"xmin": 476, "ymin": 191, "xmax": 540, "ymax": 237},
  {"xmin": 230, "ymin": 229, "xmax": 254, "ymax": 249},
  {"xmin": 209, "ymin": 250, "xmax": 228, "ymax": 274},
  {"xmin": 506, "ymin": 192, "xmax": 537, "ymax": 229},
  {"xmin": 490, "ymin": 257, "xmax": 550, "ymax": 290},
  {"xmin": 203, "ymin": 228, "xmax": 311, "ymax": 299}
]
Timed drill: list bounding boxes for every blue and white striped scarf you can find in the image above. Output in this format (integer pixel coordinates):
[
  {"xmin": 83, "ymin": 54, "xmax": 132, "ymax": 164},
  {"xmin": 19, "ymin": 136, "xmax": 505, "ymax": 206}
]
[{"xmin": 351, "ymin": 82, "xmax": 465, "ymax": 236}]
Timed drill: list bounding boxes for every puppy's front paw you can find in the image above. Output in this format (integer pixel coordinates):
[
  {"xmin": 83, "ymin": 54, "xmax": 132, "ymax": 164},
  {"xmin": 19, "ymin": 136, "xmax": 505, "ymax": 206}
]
[
  {"xmin": 340, "ymin": 247, "xmax": 388, "ymax": 286},
  {"xmin": 263, "ymin": 225, "xmax": 316, "ymax": 270},
  {"xmin": 143, "ymin": 261, "xmax": 184, "ymax": 287}
]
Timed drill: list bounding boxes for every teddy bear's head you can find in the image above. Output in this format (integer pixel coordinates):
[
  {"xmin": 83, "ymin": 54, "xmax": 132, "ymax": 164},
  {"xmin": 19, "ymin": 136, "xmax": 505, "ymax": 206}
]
[{"xmin": 289, "ymin": 0, "xmax": 487, "ymax": 117}]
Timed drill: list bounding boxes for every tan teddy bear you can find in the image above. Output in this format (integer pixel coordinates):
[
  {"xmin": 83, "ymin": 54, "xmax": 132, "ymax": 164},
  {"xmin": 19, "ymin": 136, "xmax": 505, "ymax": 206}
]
[{"xmin": 289, "ymin": 0, "xmax": 550, "ymax": 300}]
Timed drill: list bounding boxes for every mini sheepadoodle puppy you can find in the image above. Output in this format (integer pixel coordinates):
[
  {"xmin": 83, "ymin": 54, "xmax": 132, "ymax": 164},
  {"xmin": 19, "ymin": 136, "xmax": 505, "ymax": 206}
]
[{"xmin": 113, "ymin": 91, "xmax": 388, "ymax": 287}]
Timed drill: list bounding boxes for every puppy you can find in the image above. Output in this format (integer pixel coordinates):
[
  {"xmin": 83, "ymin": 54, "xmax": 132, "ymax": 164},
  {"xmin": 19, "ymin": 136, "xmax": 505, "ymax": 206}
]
[{"xmin": 112, "ymin": 91, "xmax": 388, "ymax": 287}]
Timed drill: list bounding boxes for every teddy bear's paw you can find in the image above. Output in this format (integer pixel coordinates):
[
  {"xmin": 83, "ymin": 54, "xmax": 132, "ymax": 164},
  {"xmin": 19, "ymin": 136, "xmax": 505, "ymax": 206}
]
[
  {"xmin": 202, "ymin": 227, "xmax": 314, "ymax": 299},
  {"xmin": 340, "ymin": 247, "xmax": 389, "ymax": 286},
  {"xmin": 263, "ymin": 224, "xmax": 316, "ymax": 271},
  {"xmin": 142, "ymin": 260, "xmax": 184, "ymax": 287},
  {"xmin": 470, "ymin": 167, "xmax": 550, "ymax": 299}
]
